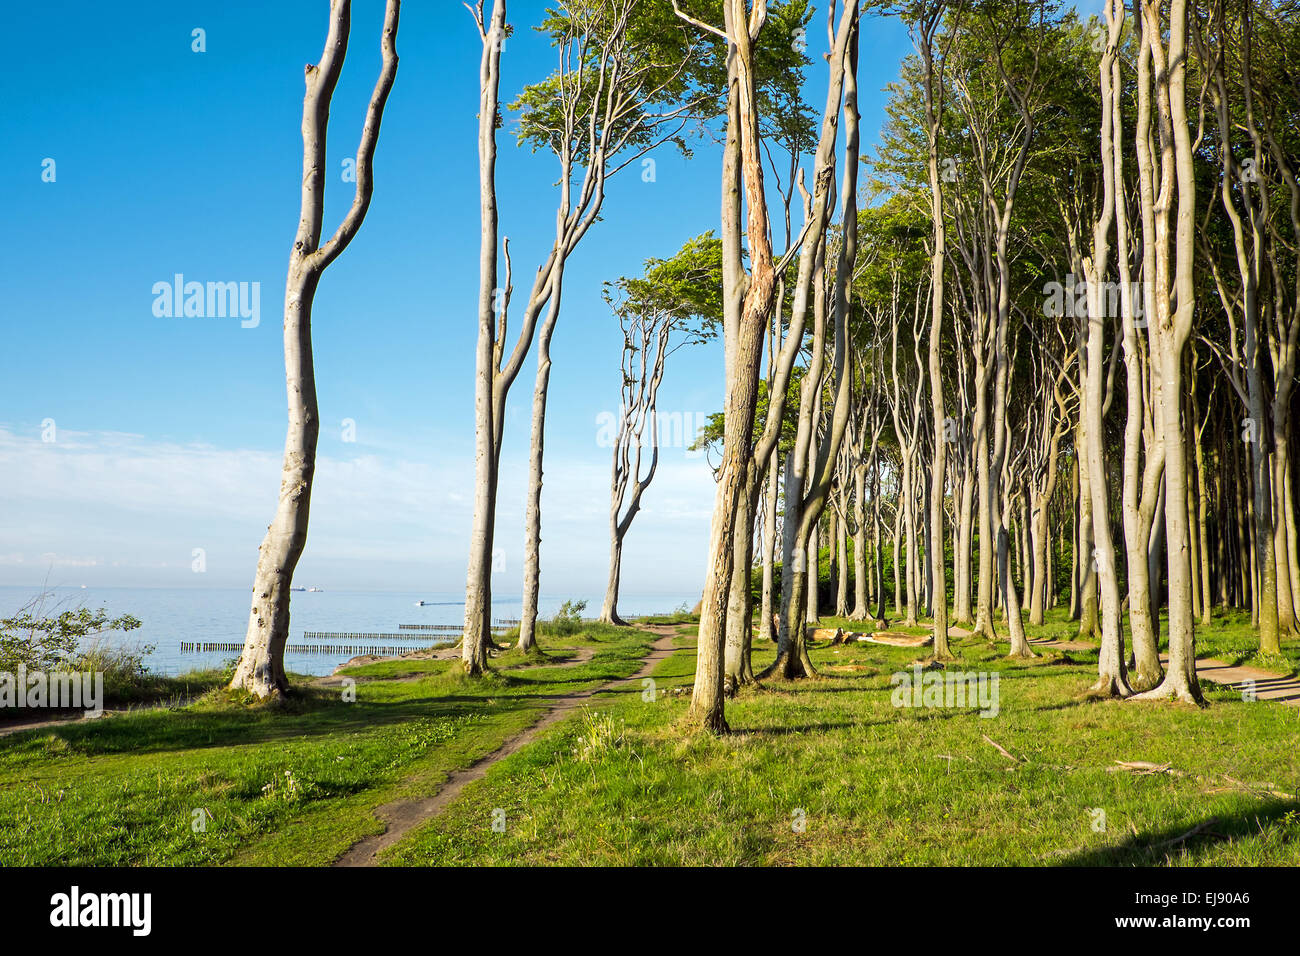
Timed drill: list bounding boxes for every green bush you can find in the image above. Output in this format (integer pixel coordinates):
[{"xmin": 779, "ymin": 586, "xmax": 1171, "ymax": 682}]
[
  {"xmin": 0, "ymin": 594, "xmax": 142, "ymax": 674},
  {"xmin": 549, "ymin": 599, "xmax": 589, "ymax": 636}
]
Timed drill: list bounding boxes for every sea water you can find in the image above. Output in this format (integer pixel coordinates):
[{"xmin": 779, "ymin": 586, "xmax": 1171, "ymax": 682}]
[{"xmin": 0, "ymin": 586, "xmax": 696, "ymax": 677}]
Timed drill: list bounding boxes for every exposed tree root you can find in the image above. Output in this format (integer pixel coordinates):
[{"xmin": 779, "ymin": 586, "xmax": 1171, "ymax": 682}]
[
  {"xmin": 1126, "ymin": 665, "xmax": 1164, "ymax": 693},
  {"xmin": 723, "ymin": 670, "xmax": 762, "ymax": 699},
  {"xmin": 1128, "ymin": 678, "xmax": 1205, "ymax": 706},
  {"xmin": 1087, "ymin": 673, "xmax": 1133, "ymax": 698},
  {"xmin": 757, "ymin": 647, "xmax": 819, "ymax": 681},
  {"xmin": 1007, "ymin": 635, "xmax": 1037, "ymax": 659},
  {"xmin": 682, "ymin": 703, "xmax": 730, "ymax": 735},
  {"xmin": 724, "ymin": 659, "xmax": 757, "ymax": 698}
]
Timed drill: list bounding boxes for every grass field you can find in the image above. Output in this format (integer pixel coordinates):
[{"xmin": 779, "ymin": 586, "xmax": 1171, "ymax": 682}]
[
  {"xmin": 1, "ymin": 608, "xmax": 1296, "ymax": 866},
  {"xmin": 0, "ymin": 625, "xmax": 650, "ymax": 865}
]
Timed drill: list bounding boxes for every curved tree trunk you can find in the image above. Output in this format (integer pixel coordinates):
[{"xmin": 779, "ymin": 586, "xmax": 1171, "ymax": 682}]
[
  {"xmin": 233, "ymin": 0, "xmax": 401, "ymax": 697},
  {"xmin": 518, "ymin": 263, "xmax": 567, "ymax": 655},
  {"xmin": 600, "ymin": 526, "xmax": 627, "ymax": 626},
  {"xmin": 851, "ymin": 464, "xmax": 868, "ymax": 619},
  {"xmin": 462, "ymin": 0, "xmax": 508, "ymax": 677},
  {"xmin": 1130, "ymin": 0, "xmax": 1204, "ymax": 704}
]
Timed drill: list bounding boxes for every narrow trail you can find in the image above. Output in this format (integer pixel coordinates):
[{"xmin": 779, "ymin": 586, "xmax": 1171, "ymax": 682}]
[
  {"xmin": 332, "ymin": 624, "xmax": 680, "ymax": 867},
  {"xmin": 0, "ymin": 712, "xmax": 114, "ymax": 738},
  {"xmin": 1164, "ymin": 654, "xmax": 1300, "ymax": 705},
  {"xmin": 0, "ymin": 696, "xmax": 203, "ymax": 739}
]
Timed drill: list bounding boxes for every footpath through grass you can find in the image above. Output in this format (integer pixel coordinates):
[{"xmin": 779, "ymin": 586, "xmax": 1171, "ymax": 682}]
[{"xmin": 0, "ymin": 623, "xmax": 650, "ymax": 865}]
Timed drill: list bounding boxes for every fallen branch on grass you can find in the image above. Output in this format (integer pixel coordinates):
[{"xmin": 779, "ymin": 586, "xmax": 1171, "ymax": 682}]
[{"xmin": 982, "ymin": 734, "xmax": 1023, "ymax": 763}]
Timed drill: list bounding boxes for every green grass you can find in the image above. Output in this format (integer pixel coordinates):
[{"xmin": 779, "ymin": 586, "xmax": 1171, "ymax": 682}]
[
  {"xmin": 379, "ymin": 610, "xmax": 1300, "ymax": 867},
  {"xmin": 3, "ymin": 609, "xmax": 1297, "ymax": 867},
  {"xmin": 0, "ymin": 667, "xmax": 231, "ymax": 728},
  {"xmin": 0, "ymin": 623, "xmax": 649, "ymax": 865}
]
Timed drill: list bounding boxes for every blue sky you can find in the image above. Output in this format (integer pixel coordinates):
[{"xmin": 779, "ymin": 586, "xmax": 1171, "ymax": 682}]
[{"xmin": 0, "ymin": 1, "xmax": 912, "ymax": 599}]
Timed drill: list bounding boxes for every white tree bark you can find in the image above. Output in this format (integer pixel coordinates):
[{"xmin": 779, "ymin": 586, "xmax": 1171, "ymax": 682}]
[{"xmin": 231, "ymin": 0, "xmax": 401, "ymax": 698}]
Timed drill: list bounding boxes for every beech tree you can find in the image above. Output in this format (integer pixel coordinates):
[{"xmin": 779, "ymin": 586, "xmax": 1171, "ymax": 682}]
[
  {"xmin": 673, "ymin": 0, "xmax": 843, "ymax": 730},
  {"xmin": 512, "ymin": 0, "xmax": 719, "ymax": 657},
  {"xmin": 231, "ymin": 0, "xmax": 401, "ymax": 698},
  {"xmin": 462, "ymin": 0, "xmax": 714, "ymax": 669},
  {"xmin": 599, "ymin": 236, "xmax": 719, "ymax": 624}
]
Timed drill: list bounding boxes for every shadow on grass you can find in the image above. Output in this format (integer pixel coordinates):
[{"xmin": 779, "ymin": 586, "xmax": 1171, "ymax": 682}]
[
  {"xmin": 0, "ymin": 697, "xmax": 504, "ymax": 761},
  {"xmin": 738, "ymin": 720, "xmax": 875, "ymax": 736},
  {"xmin": 1059, "ymin": 800, "xmax": 1299, "ymax": 866},
  {"xmin": 0, "ymin": 652, "xmax": 650, "ymax": 760}
]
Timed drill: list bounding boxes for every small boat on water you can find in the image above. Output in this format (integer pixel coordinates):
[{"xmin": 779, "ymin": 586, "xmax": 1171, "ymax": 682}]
[
  {"xmin": 414, "ymin": 600, "xmax": 427, "ymax": 606},
  {"xmin": 308, "ymin": 587, "xmax": 323, "ymax": 592}
]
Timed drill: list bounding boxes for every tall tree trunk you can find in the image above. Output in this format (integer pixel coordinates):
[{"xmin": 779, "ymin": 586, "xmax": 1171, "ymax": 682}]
[
  {"xmin": 836, "ymin": 493, "xmax": 850, "ymax": 617},
  {"xmin": 462, "ymin": 0, "xmax": 509, "ymax": 676},
  {"xmin": 1084, "ymin": 1, "xmax": 1129, "ymax": 696},
  {"xmin": 851, "ymin": 464, "xmax": 868, "ymax": 619},
  {"xmin": 1120, "ymin": 16, "xmax": 1164, "ymax": 689},
  {"xmin": 724, "ymin": 472, "xmax": 758, "ymax": 693},
  {"xmin": 601, "ymin": 523, "xmax": 625, "ymax": 626},
  {"xmin": 759, "ymin": 450, "xmax": 781, "ymax": 639},
  {"xmin": 686, "ymin": 0, "xmax": 779, "ymax": 733},
  {"xmin": 232, "ymin": 0, "xmax": 401, "ymax": 697},
  {"xmin": 518, "ymin": 260, "xmax": 567, "ymax": 654},
  {"xmin": 918, "ymin": 6, "xmax": 951, "ymax": 659},
  {"xmin": 893, "ymin": 498, "xmax": 904, "ymax": 618},
  {"xmin": 1076, "ymin": 432, "xmax": 1099, "ymax": 637},
  {"xmin": 1068, "ymin": 454, "xmax": 1080, "ymax": 618},
  {"xmin": 1131, "ymin": 0, "xmax": 1203, "ymax": 703},
  {"xmin": 955, "ymin": 460, "xmax": 975, "ymax": 623},
  {"xmin": 974, "ymin": 363, "xmax": 995, "ymax": 636}
]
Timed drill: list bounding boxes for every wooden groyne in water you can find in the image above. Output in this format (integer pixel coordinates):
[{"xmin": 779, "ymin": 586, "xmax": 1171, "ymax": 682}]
[
  {"xmin": 178, "ymin": 642, "xmax": 436, "ymax": 656},
  {"xmin": 177, "ymin": 621, "xmax": 519, "ymax": 657},
  {"xmin": 179, "ymin": 639, "xmax": 447, "ymax": 656},
  {"xmin": 397, "ymin": 620, "xmax": 517, "ymax": 632},
  {"xmin": 301, "ymin": 631, "xmax": 439, "ymax": 642}
]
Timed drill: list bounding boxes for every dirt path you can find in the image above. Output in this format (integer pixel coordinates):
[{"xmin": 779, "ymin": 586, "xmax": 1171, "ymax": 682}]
[
  {"xmin": 1164, "ymin": 654, "xmax": 1300, "ymax": 705},
  {"xmin": 0, "ymin": 711, "xmax": 114, "ymax": 738},
  {"xmin": 0, "ymin": 696, "xmax": 205, "ymax": 739},
  {"xmin": 1024, "ymin": 635, "xmax": 1299, "ymax": 704},
  {"xmin": 332, "ymin": 625, "xmax": 680, "ymax": 867},
  {"xmin": 1028, "ymin": 636, "xmax": 1098, "ymax": 652}
]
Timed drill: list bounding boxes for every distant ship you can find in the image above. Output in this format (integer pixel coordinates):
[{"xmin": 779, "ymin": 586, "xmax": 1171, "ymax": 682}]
[
  {"xmin": 415, "ymin": 600, "xmax": 426, "ymax": 606},
  {"xmin": 308, "ymin": 587, "xmax": 323, "ymax": 592}
]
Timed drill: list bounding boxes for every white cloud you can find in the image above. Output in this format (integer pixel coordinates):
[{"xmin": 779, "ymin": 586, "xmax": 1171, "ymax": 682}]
[{"xmin": 0, "ymin": 427, "xmax": 713, "ymax": 596}]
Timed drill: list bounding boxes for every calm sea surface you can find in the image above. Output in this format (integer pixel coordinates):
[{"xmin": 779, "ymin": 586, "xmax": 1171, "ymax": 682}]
[{"xmin": 0, "ymin": 586, "xmax": 697, "ymax": 677}]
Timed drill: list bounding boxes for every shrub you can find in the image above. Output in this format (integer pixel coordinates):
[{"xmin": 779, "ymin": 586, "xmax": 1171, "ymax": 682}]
[
  {"xmin": 0, "ymin": 593, "xmax": 142, "ymax": 674},
  {"xmin": 549, "ymin": 599, "xmax": 589, "ymax": 636}
]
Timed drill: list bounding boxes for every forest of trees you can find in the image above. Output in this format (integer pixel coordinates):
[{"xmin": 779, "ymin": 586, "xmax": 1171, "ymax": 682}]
[{"xmin": 227, "ymin": 0, "xmax": 1300, "ymax": 738}]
